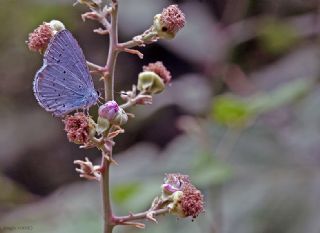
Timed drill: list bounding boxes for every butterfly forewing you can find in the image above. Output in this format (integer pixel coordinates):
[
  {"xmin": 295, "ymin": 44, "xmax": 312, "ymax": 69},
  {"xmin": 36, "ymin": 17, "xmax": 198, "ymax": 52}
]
[{"xmin": 44, "ymin": 30, "xmax": 93, "ymax": 88}]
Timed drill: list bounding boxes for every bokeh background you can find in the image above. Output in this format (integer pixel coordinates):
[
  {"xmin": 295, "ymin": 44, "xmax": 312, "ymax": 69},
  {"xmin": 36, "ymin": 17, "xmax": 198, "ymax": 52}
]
[{"xmin": 1, "ymin": 0, "xmax": 320, "ymax": 232}]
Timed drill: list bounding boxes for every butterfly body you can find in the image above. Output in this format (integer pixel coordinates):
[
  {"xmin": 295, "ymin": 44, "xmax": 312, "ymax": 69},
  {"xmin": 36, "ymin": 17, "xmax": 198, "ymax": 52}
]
[{"xmin": 33, "ymin": 30, "xmax": 98, "ymax": 117}]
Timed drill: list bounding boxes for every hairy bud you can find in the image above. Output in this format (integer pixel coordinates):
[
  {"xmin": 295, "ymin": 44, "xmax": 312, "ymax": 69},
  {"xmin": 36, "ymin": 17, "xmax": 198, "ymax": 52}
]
[
  {"xmin": 27, "ymin": 20, "xmax": 65, "ymax": 53},
  {"xmin": 143, "ymin": 61, "xmax": 172, "ymax": 84},
  {"xmin": 153, "ymin": 5, "xmax": 186, "ymax": 39},
  {"xmin": 48, "ymin": 20, "xmax": 65, "ymax": 33},
  {"xmin": 27, "ymin": 23, "xmax": 54, "ymax": 53},
  {"xmin": 137, "ymin": 71, "xmax": 165, "ymax": 94},
  {"xmin": 63, "ymin": 112, "xmax": 96, "ymax": 145}
]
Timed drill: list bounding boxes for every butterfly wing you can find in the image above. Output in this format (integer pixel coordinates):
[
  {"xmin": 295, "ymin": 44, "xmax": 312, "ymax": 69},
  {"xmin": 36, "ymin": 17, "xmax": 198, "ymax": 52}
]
[
  {"xmin": 33, "ymin": 63, "xmax": 97, "ymax": 117},
  {"xmin": 43, "ymin": 29, "xmax": 94, "ymax": 88},
  {"xmin": 33, "ymin": 30, "xmax": 98, "ymax": 117}
]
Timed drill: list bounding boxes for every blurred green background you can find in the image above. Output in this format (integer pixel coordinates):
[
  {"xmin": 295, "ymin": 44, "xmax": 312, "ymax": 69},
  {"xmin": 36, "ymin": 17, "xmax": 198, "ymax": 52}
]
[{"xmin": 1, "ymin": 0, "xmax": 320, "ymax": 233}]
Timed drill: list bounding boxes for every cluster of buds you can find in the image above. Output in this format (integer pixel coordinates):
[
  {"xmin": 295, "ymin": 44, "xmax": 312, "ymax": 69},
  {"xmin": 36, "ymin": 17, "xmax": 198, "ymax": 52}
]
[
  {"xmin": 63, "ymin": 112, "xmax": 96, "ymax": 146},
  {"xmin": 160, "ymin": 173, "xmax": 204, "ymax": 219},
  {"xmin": 137, "ymin": 61, "xmax": 171, "ymax": 94},
  {"xmin": 27, "ymin": 20, "xmax": 65, "ymax": 53}
]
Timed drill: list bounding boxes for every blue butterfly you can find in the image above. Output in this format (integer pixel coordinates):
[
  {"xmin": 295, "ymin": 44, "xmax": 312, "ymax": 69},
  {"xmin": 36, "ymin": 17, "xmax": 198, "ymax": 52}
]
[{"xmin": 33, "ymin": 29, "xmax": 98, "ymax": 117}]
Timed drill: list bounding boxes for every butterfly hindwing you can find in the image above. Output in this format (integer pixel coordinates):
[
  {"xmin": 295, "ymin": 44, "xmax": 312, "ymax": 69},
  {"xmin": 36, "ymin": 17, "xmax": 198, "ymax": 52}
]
[{"xmin": 34, "ymin": 63, "xmax": 97, "ymax": 117}]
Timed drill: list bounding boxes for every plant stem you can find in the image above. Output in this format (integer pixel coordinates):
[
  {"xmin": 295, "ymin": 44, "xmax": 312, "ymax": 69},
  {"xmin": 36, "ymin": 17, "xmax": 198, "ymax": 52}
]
[
  {"xmin": 100, "ymin": 153, "xmax": 114, "ymax": 233},
  {"xmin": 104, "ymin": 1, "xmax": 119, "ymax": 101},
  {"xmin": 100, "ymin": 2, "xmax": 119, "ymax": 233}
]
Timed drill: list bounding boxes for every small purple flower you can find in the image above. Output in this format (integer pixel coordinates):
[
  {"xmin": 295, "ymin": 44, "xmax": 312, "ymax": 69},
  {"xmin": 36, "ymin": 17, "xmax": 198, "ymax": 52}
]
[
  {"xmin": 99, "ymin": 101, "xmax": 120, "ymax": 121},
  {"xmin": 162, "ymin": 183, "xmax": 180, "ymax": 193}
]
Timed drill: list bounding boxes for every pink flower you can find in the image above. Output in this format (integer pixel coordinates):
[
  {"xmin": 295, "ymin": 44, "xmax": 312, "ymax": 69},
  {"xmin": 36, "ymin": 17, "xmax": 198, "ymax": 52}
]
[
  {"xmin": 27, "ymin": 23, "xmax": 54, "ymax": 53},
  {"xmin": 160, "ymin": 5, "xmax": 186, "ymax": 34},
  {"xmin": 143, "ymin": 61, "xmax": 172, "ymax": 84},
  {"xmin": 63, "ymin": 112, "xmax": 92, "ymax": 145}
]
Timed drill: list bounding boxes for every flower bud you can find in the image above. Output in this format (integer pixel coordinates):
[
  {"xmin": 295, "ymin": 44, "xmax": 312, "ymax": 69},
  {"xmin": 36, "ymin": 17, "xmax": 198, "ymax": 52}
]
[
  {"xmin": 99, "ymin": 101, "xmax": 128, "ymax": 126},
  {"xmin": 167, "ymin": 191, "xmax": 185, "ymax": 218},
  {"xmin": 112, "ymin": 108, "xmax": 128, "ymax": 126},
  {"xmin": 143, "ymin": 61, "xmax": 172, "ymax": 84},
  {"xmin": 137, "ymin": 71, "xmax": 165, "ymax": 94},
  {"xmin": 98, "ymin": 101, "xmax": 119, "ymax": 121},
  {"xmin": 63, "ymin": 112, "xmax": 96, "ymax": 145},
  {"xmin": 153, "ymin": 5, "xmax": 186, "ymax": 39},
  {"xmin": 48, "ymin": 20, "xmax": 65, "ymax": 34},
  {"xmin": 96, "ymin": 116, "xmax": 110, "ymax": 135}
]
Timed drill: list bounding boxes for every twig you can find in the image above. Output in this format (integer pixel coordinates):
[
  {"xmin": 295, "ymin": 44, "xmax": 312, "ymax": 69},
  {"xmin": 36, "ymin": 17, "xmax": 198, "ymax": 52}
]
[{"xmin": 113, "ymin": 208, "xmax": 170, "ymax": 225}]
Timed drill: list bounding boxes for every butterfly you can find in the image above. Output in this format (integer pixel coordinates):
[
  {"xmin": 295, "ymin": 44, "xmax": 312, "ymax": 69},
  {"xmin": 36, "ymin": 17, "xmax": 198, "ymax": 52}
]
[{"xmin": 33, "ymin": 29, "xmax": 99, "ymax": 117}]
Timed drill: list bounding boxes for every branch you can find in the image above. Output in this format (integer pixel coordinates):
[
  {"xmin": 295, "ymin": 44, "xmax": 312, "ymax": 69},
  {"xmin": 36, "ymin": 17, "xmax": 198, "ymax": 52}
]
[
  {"xmin": 86, "ymin": 61, "xmax": 106, "ymax": 74},
  {"xmin": 120, "ymin": 92, "xmax": 152, "ymax": 109},
  {"xmin": 113, "ymin": 208, "xmax": 170, "ymax": 226},
  {"xmin": 118, "ymin": 29, "xmax": 159, "ymax": 50}
]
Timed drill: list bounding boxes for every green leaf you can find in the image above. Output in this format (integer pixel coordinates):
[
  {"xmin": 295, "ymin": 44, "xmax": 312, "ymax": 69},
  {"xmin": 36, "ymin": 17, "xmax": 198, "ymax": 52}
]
[
  {"xmin": 192, "ymin": 164, "xmax": 232, "ymax": 187},
  {"xmin": 112, "ymin": 182, "xmax": 141, "ymax": 205},
  {"xmin": 249, "ymin": 79, "xmax": 313, "ymax": 114},
  {"xmin": 211, "ymin": 95, "xmax": 254, "ymax": 128},
  {"xmin": 259, "ymin": 19, "xmax": 298, "ymax": 55},
  {"xmin": 191, "ymin": 153, "xmax": 232, "ymax": 187}
]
